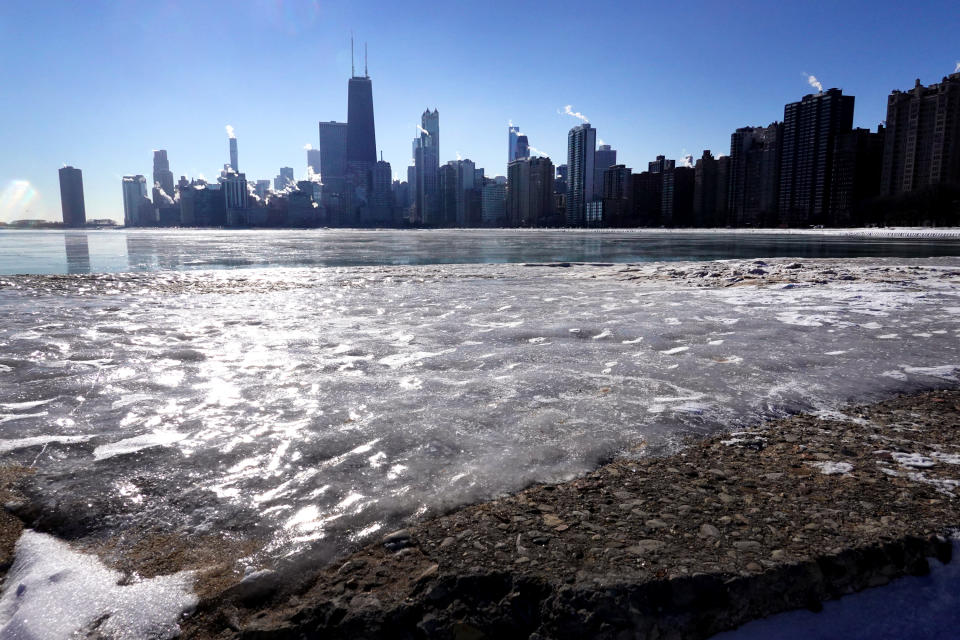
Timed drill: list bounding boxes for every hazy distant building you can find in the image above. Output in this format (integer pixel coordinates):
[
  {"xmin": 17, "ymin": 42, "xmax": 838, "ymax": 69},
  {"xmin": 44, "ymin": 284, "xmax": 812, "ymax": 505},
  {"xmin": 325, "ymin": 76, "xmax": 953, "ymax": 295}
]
[
  {"xmin": 481, "ymin": 182, "xmax": 507, "ymax": 226},
  {"xmin": 507, "ymin": 156, "xmax": 555, "ymax": 227},
  {"xmin": 508, "ymin": 125, "xmax": 521, "ymax": 163},
  {"xmin": 179, "ymin": 181, "xmax": 225, "ymax": 227},
  {"xmin": 254, "ymin": 179, "xmax": 271, "ymax": 200},
  {"xmin": 516, "ymin": 135, "xmax": 530, "ymax": 160},
  {"xmin": 880, "ymin": 72, "xmax": 960, "ymax": 196},
  {"xmin": 121, "ymin": 175, "xmax": 148, "ymax": 227},
  {"xmin": 229, "ymin": 137, "xmax": 238, "ymax": 172},
  {"xmin": 222, "ymin": 172, "xmax": 249, "ymax": 211},
  {"xmin": 566, "ymin": 124, "xmax": 597, "ymax": 226},
  {"xmin": 729, "ymin": 123, "xmax": 782, "ymax": 227},
  {"xmin": 274, "ymin": 167, "xmax": 294, "ymax": 191},
  {"xmin": 58, "ymin": 166, "xmax": 86, "ymax": 228},
  {"xmin": 307, "ymin": 148, "xmax": 322, "ymax": 175},
  {"xmin": 152, "ymin": 150, "xmax": 175, "ymax": 202},
  {"xmin": 594, "ymin": 144, "xmax": 617, "ymax": 200},
  {"xmin": 778, "ymin": 88, "xmax": 855, "ymax": 226}
]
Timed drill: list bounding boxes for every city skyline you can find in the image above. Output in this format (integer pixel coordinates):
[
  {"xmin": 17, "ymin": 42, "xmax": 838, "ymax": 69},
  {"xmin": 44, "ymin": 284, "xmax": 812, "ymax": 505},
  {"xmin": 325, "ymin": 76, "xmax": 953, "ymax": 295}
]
[{"xmin": 1, "ymin": 0, "xmax": 958, "ymax": 222}]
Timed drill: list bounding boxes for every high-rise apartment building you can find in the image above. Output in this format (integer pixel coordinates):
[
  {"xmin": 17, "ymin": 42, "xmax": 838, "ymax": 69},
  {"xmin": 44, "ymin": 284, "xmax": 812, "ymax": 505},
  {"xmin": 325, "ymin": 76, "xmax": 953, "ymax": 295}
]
[
  {"xmin": 121, "ymin": 175, "xmax": 148, "ymax": 227},
  {"xmin": 566, "ymin": 124, "xmax": 596, "ymax": 226},
  {"xmin": 728, "ymin": 123, "xmax": 782, "ymax": 227},
  {"xmin": 693, "ymin": 151, "xmax": 730, "ymax": 227},
  {"xmin": 58, "ymin": 166, "xmax": 86, "ymax": 228},
  {"xmin": 880, "ymin": 72, "xmax": 960, "ymax": 196},
  {"xmin": 778, "ymin": 88, "xmax": 855, "ymax": 225},
  {"xmin": 507, "ymin": 156, "xmax": 555, "ymax": 227},
  {"xmin": 601, "ymin": 164, "xmax": 632, "ymax": 226},
  {"xmin": 830, "ymin": 127, "xmax": 885, "ymax": 224}
]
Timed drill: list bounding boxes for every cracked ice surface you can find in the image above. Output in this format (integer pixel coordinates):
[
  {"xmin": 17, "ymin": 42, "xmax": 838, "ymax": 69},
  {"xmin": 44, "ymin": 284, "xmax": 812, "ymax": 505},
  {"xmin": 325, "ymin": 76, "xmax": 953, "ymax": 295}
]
[{"xmin": 2, "ymin": 260, "xmax": 960, "ymax": 559}]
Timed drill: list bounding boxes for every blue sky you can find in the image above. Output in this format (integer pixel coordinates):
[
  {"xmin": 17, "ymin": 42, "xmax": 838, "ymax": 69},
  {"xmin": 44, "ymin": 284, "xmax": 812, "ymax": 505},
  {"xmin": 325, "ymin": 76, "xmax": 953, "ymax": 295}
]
[{"xmin": 1, "ymin": 0, "xmax": 958, "ymax": 222}]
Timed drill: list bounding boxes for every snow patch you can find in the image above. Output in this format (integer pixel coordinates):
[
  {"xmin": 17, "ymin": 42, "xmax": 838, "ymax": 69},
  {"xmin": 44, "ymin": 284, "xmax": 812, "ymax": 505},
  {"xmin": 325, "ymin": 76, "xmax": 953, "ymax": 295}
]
[
  {"xmin": 0, "ymin": 530, "xmax": 196, "ymax": 639},
  {"xmin": 809, "ymin": 461, "xmax": 854, "ymax": 475}
]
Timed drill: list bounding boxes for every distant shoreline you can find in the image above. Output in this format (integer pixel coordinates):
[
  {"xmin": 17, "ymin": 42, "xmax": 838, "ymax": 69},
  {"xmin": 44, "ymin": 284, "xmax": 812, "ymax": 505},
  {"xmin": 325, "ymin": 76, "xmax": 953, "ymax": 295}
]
[{"xmin": 5, "ymin": 226, "xmax": 960, "ymax": 240}]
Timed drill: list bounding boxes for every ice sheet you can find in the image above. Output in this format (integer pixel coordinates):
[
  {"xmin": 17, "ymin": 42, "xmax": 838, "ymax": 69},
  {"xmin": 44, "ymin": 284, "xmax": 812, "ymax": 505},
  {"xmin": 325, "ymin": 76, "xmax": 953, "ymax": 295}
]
[{"xmin": 2, "ymin": 259, "xmax": 960, "ymax": 560}]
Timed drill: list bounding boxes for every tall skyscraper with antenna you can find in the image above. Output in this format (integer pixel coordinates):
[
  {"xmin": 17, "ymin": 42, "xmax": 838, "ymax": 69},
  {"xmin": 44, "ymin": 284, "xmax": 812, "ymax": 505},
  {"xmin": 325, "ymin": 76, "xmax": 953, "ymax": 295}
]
[{"xmin": 346, "ymin": 38, "xmax": 376, "ymax": 165}]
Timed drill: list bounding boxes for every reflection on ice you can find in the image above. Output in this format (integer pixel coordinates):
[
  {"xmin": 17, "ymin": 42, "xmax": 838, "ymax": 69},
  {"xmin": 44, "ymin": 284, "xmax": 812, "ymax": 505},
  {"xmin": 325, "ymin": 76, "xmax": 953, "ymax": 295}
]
[{"xmin": 2, "ymin": 259, "xmax": 960, "ymax": 563}]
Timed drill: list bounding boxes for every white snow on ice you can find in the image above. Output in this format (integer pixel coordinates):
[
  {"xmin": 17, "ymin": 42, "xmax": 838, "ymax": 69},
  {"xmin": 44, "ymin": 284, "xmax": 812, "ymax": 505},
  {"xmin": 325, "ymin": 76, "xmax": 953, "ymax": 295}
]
[{"xmin": 0, "ymin": 530, "xmax": 195, "ymax": 640}]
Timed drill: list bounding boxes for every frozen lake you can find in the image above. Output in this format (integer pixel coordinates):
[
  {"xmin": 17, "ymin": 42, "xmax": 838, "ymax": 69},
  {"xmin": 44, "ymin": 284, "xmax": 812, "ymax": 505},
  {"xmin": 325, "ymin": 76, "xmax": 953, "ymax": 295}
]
[
  {"xmin": 3, "ymin": 228, "xmax": 960, "ymax": 274},
  {"xmin": 2, "ymin": 258, "xmax": 960, "ymax": 565}
]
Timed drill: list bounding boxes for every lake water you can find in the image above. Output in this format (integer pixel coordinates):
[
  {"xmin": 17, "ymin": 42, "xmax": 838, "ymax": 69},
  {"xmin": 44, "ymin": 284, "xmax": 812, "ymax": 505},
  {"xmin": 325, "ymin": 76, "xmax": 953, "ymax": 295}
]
[{"xmin": 3, "ymin": 228, "xmax": 960, "ymax": 274}]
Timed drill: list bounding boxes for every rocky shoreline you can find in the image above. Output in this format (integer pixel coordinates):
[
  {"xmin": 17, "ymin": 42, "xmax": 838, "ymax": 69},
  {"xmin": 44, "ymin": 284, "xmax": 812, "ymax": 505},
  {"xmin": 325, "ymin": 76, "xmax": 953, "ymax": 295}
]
[{"xmin": 168, "ymin": 389, "xmax": 960, "ymax": 639}]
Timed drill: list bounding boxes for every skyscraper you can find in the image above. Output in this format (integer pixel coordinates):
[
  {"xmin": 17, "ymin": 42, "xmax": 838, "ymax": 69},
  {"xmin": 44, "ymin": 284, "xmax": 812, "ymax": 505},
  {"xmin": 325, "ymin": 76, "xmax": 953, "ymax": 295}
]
[
  {"xmin": 508, "ymin": 125, "xmax": 520, "ymax": 163},
  {"xmin": 121, "ymin": 175, "xmax": 148, "ymax": 227},
  {"xmin": 880, "ymin": 72, "xmax": 960, "ymax": 196},
  {"xmin": 566, "ymin": 123, "xmax": 597, "ymax": 226},
  {"xmin": 346, "ymin": 74, "xmax": 376, "ymax": 165},
  {"xmin": 58, "ymin": 166, "xmax": 86, "ymax": 228},
  {"xmin": 415, "ymin": 109, "xmax": 440, "ymax": 225},
  {"xmin": 152, "ymin": 150, "xmax": 175, "ymax": 201},
  {"xmin": 229, "ymin": 137, "xmax": 238, "ymax": 172},
  {"xmin": 778, "ymin": 88, "xmax": 855, "ymax": 226},
  {"xmin": 318, "ymin": 122, "xmax": 348, "ymax": 178}
]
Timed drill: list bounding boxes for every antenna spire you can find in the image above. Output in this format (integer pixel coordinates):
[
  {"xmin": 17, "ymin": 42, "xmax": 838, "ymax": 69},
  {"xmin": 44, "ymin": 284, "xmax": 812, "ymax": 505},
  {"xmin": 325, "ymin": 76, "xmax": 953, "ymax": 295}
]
[
  {"xmin": 365, "ymin": 42, "xmax": 368, "ymax": 77},
  {"xmin": 350, "ymin": 32, "xmax": 355, "ymax": 77}
]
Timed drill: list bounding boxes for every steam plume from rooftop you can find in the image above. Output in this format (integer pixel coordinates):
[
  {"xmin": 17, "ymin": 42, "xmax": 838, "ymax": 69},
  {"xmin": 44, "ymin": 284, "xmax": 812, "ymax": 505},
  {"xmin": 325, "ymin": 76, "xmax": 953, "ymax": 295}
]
[
  {"xmin": 803, "ymin": 72, "xmax": 824, "ymax": 93},
  {"xmin": 225, "ymin": 125, "xmax": 236, "ymax": 139},
  {"xmin": 560, "ymin": 104, "xmax": 589, "ymax": 123}
]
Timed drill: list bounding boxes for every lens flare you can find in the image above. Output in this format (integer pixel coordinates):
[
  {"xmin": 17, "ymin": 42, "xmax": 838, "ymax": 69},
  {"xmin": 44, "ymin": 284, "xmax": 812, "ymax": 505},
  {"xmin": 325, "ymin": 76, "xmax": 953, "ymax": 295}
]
[{"xmin": 0, "ymin": 180, "xmax": 39, "ymax": 222}]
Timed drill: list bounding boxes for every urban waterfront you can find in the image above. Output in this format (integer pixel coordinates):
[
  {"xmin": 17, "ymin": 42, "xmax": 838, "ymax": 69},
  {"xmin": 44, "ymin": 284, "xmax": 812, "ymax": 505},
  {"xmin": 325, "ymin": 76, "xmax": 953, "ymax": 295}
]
[{"xmin": 5, "ymin": 228, "xmax": 960, "ymax": 275}]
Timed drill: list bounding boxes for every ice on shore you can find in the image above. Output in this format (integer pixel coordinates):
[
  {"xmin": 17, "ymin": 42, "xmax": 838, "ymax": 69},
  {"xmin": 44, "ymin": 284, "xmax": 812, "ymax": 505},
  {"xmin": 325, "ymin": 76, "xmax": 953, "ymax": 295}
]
[
  {"xmin": 2, "ymin": 259, "xmax": 960, "ymax": 558},
  {"xmin": 0, "ymin": 530, "xmax": 195, "ymax": 640}
]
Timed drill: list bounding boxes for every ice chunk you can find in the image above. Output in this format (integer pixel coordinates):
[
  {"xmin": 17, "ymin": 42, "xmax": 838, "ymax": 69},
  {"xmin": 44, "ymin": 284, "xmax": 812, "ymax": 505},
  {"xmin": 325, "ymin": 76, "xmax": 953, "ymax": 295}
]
[
  {"xmin": 0, "ymin": 530, "xmax": 195, "ymax": 640},
  {"xmin": 93, "ymin": 430, "xmax": 188, "ymax": 461},
  {"xmin": 0, "ymin": 435, "xmax": 92, "ymax": 454}
]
